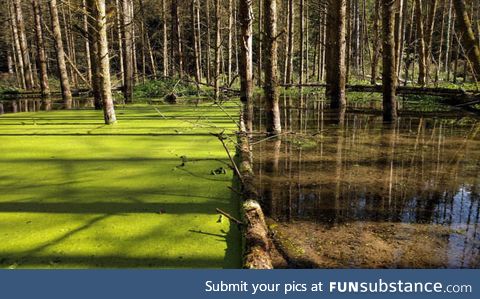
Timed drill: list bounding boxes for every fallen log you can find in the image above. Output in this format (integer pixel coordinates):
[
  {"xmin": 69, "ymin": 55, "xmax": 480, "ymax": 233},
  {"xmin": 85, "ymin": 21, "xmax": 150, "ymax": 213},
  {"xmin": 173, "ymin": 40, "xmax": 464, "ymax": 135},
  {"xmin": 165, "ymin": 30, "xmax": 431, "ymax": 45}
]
[{"xmin": 236, "ymin": 107, "xmax": 273, "ymax": 269}]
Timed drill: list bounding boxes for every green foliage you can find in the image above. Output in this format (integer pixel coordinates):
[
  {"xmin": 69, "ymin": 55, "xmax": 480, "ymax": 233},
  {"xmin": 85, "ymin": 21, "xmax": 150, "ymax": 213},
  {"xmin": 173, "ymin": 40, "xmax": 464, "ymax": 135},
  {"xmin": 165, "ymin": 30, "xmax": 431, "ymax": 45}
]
[{"xmin": 134, "ymin": 78, "xmax": 202, "ymax": 99}]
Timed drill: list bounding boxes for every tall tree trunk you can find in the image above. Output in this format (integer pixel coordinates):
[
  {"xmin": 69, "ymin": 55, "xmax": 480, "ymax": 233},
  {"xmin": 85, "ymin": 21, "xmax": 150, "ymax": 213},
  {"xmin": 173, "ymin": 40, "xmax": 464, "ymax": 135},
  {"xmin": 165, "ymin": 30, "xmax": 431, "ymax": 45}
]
[
  {"xmin": 264, "ymin": 0, "xmax": 281, "ymax": 135},
  {"xmin": 115, "ymin": 0, "xmax": 124, "ymax": 84},
  {"xmin": 214, "ymin": 0, "xmax": 221, "ymax": 100},
  {"xmin": 162, "ymin": 0, "xmax": 168, "ymax": 77},
  {"xmin": 82, "ymin": 0, "xmax": 92, "ymax": 85},
  {"xmin": 9, "ymin": 1, "xmax": 26, "ymax": 89},
  {"xmin": 32, "ymin": 0, "xmax": 50, "ymax": 98},
  {"xmin": 13, "ymin": 0, "xmax": 34, "ymax": 89},
  {"xmin": 86, "ymin": 0, "xmax": 102, "ymax": 109},
  {"xmin": 425, "ymin": 0, "xmax": 438, "ymax": 84},
  {"xmin": 93, "ymin": 0, "xmax": 117, "ymax": 124},
  {"xmin": 49, "ymin": 0, "xmax": 72, "ymax": 109},
  {"xmin": 299, "ymin": 0, "xmax": 305, "ymax": 84},
  {"xmin": 227, "ymin": 0, "xmax": 233, "ymax": 84},
  {"xmin": 121, "ymin": 0, "xmax": 134, "ymax": 103},
  {"xmin": 192, "ymin": 0, "xmax": 201, "ymax": 88},
  {"xmin": 239, "ymin": 0, "xmax": 254, "ymax": 105},
  {"xmin": 371, "ymin": 0, "xmax": 381, "ymax": 84},
  {"xmin": 286, "ymin": 0, "xmax": 294, "ymax": 85},
  {"xmin": 196, "ymin": 0, "xmax": 203, "ymax": 81},
  {"xmin": 382, "ymin": 0, "xmax": 398, "ymax": 122},
  {"xmin": 171, "ymin": 0, "xmax": 184, "ymax": 77},
  {"xmin": 325, "ymin": 0, "xmax": 347, "ymax": 108},
  {"xmin": 415, "ymin": 0, "xmax": 427, "ymax": 85},
  {"xmin": 453, "ymin": 0, "xmax": 480, "ymax": 77},
  {"xmin": 258, "ymin": 0, "xmax": 263, "ymax": 85},
  {"xmin": 206, "ymin": 0, "xmax": 212, "ymax": 84}
]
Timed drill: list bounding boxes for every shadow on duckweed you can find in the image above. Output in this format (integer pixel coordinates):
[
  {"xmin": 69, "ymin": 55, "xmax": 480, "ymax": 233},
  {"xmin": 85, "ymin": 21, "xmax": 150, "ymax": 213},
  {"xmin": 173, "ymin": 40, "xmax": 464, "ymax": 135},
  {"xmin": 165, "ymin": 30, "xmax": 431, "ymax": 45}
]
[{"xmin": 252, "ymin": 93, "xmax": 480, "ymax": 268}]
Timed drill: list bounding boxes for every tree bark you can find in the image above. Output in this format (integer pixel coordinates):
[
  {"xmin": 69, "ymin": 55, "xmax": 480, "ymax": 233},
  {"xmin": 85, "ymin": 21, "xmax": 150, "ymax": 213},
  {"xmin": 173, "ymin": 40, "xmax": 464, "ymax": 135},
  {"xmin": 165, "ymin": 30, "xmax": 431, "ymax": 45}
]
[
  {"xmin": 370, "ymin": 0, "xmax": 381, "ymax": 84},
  {"xmin": 286, "ymin": 0, "xmax": 294, "ymax": 85},
  {"xmin": 415, "ymin": 0, "xmax": 427, "ymax": 85},
  {"xmin": 162, "ymin": 0, "xmax": 168, "ymax": 77},
  {"xmin": 9, "ymin": 1, "xmax": 25, "ymax": 89},
  {"xmin": 239, "ymin": 0, "xmax": 254, "ymax": 105},
  {"xmin": 32, "ymin": 0, "xmax": 50, "ymax": 98},
  {"xmin": 121, "ymin": 0, "xmax": 134, "ymax": 103},
  {"xmin": 13, "ymin": 0, "xmax": 34, "ymax": 89},
  {"xmin": 382, "ymin": 0, "xmax": 398, "ymax": 122},
  {"xmin": 453, "ymin": 0, "xmax": 480, "ymax": 77},
  {"xmin": 214, "ymin": 0, "xmax": 221, "ymax": 100},
  {"xmin": 325, "ymin": 0, "xmax": 347, "ymax": 108},
  {"xmin": 49, "ymin": 0, "xmax": 73, "ymax": 109},
  {"xmin": 86, "ymin": 0, "xmax": 102, "ymax": 110},
  {"xmin": 264, "ymin": 0, "xmax": 281, "ymax": 135},
  {"xmin": 94, "ymin": 0, "xmax": 117, "ymax": 124}
]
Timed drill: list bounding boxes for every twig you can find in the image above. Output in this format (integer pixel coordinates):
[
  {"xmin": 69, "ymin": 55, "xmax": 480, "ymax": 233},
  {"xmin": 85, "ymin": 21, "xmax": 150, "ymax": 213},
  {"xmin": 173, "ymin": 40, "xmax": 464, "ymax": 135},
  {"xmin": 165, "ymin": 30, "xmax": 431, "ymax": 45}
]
[
  {"xmin": 211, "ymin": 131, "xmax": 244, "ymax": 184},
  {"xmin": 216, "ymin": 208, "xmax": 244, "ymax": 226}
]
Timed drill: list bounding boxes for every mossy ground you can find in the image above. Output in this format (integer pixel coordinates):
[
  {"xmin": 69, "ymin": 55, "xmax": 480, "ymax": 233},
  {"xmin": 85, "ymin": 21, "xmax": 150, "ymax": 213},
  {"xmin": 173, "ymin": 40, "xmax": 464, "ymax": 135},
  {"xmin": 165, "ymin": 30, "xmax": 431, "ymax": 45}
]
[{"xmin": 0, "ymin": 100, "xmax": 242, "ymax": 268}]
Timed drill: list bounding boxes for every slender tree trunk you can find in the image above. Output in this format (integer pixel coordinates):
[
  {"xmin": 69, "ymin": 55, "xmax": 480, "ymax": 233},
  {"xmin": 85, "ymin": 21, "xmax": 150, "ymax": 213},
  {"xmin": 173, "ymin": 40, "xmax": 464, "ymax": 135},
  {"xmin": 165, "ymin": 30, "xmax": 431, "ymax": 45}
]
[
  {"xmin": 258, "ymin": 0, "xmax": 263, "ymax": 85},
  {"xmin": 286, "ymin": 0, "xmax": 294, "ymax": 85},
  {"xmin": 227, "ymin": 0, "xmax": 233, "ymax": 84},
  {"xmin": 49, "ymin": 0, "xmax": 72, "ymax": 109},
  {"xmin": 425, "ymin": 0, "xmax": 438, "ymax": 84},
  {"xmin": 371, "ymin": 0, "xmax": 381, "ymax": 84},
  {"xmin": 121, "ymin": 0, "xmax": 134, "ymax": 103},
  {"xmin": 453, "ymin": 0, "xmax": 480, "ymax": 77},
  {"xmin": 325, "ymin": 0, "xmax": 347, "ymax": 108},
  {"xmin": 299, "ymin": 0, "xmax": 305, "ymax": 84},
  {"xmin": 394, "ymin": 0, "xmax": 404, "ymax": 79},
  {"xmin": 82, "ymin": 0, "xmax": 92, "ymax": 85},
  {"xmin": 86, "ymin": 0, "xmax": 102, "ymax": 109},
  {"xmin": 13, "ymin": 0, "xmax": 34, "ymax": 89},
  {"xmin": 192, "ymin": 0, "xmax": 201, "ymax": 88},
  {"xmin": 415, "ymin": 0, "xmax": 427, "ymax": 85},
  {"xmin": 382, "ymin": 0, "xmax": 398, "ymax": 122},
  {"xmin": 9, "ymin": 1, "xmax": 25, "ymax": 89},
  {"xmin": 162, "ymin": 0, "xmax": 168, "ymax": 77},
  {"xmin": 196, "ymin": 0, "xmax": 203, "ymax": 81},
  {"xmin": 115, "ymin": 0, "xmax": 124, "ymax": 83},
  {"xmin": 206, "ymin": 0, "xmax": 212, "ymax": 84},
  {"xmin": 214, "ymin": 0, "xmax": 221, "ymax": 100},
  {"xmin": 239, "ymin": 0, "xmax": 254, "ymax": 105},
  {"xmin": 264, "ymin": 0, "xmax": 281, "ymax": 135},
  {"xmin": 93, "ymin": 0, "xmax": 116, "ymax": 124},
  {"xmin": 171, "ymin": 0, "xmax": 184, "ymax": 77},
  {"xmin": 32, "ymin": 0, "xmax": 50, "ymax": 98}
]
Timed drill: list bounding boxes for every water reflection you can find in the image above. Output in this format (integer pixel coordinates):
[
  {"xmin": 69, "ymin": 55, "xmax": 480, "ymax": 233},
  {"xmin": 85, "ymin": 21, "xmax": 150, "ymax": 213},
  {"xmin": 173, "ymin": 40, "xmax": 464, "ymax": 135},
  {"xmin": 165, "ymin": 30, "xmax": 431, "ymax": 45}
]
[
  {"xmin": 0, "ymin": 98, "xmax": 95, "ymax": 115},
  {"xmin": 253, "ymin": 93, "xmax": 480, "ymax": 268}
]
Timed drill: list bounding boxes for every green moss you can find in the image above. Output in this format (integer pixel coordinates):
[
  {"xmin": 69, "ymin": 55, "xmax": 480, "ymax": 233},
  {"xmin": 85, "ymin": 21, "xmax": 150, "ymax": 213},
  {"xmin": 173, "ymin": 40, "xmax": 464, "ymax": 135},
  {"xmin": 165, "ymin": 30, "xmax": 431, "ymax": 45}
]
[{"xmin": 0, "ymin": 101, "xmax": 242, "ymax": 268}]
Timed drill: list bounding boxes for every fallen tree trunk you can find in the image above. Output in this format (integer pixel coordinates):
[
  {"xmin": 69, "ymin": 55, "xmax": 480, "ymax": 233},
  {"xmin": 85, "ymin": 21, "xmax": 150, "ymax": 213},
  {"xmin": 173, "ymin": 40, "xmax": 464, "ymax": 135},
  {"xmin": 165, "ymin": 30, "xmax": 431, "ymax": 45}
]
[{"xmin": 237, "ymin": 107, "xmax": 273, "ymax": 269}]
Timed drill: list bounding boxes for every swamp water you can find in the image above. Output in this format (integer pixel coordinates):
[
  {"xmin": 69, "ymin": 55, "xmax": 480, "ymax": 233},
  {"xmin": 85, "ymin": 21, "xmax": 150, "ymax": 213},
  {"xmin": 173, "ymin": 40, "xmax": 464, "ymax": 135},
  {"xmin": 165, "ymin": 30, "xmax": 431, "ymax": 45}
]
[{"xmin": 252, "ymin": 93, "xmax": 480, "ymax": 268}]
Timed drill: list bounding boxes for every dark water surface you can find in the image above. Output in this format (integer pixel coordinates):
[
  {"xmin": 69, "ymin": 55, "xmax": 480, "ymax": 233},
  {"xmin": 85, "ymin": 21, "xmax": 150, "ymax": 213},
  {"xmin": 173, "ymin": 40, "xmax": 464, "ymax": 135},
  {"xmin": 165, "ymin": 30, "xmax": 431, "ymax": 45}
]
[
  {"xmin": 252, "ymin": 93, "xmax": 480, "ymax": 268},
  {"xmin": 0, "ymin": 98, "xmax": 94, "ymax": 114}
]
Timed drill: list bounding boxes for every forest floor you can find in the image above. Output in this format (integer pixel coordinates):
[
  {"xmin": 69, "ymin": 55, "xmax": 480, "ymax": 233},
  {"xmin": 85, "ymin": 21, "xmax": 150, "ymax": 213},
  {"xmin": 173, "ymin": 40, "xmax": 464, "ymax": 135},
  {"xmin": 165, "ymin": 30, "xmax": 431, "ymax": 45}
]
[{"xmin": 0, "ymin": 100, "xmax": 242, "ymax": 268}]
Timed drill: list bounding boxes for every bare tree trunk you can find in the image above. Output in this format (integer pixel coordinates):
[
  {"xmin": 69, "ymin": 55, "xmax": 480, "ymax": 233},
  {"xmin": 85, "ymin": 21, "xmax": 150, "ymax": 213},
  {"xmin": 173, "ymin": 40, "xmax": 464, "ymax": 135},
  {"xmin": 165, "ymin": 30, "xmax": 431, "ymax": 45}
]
[
  {"xmin": 86, "ymin": 0, "xmax": 102, "ymax": 110},
  {"xmin": 299, "ymin": 0, "xmax": 305, "ymax": 85},
  {"xmin": 371, "ymin": 0, "xmax": 381, "ymax": 84},
  {"xmin": 206, "ymin": 0, "xmax": 212, "ymax": 84},
  {"xmin": 115, "ymin": 0, "xmax": 124, "ymax": 83},
  {"xmin": 13, "ymin": 0, "xmax": 34, "ymax": 89},
  {"xmin": 239, "ymin": 0, "xmax": 254, "ymax": 105},
  {"xmin": 192, "ymin": 0, "xmax": 201, "ymax": 88},
  {"xmin": 214, "ymin": 0, "xmax": 221, "ymax": 100},
  {"xmin": 121, "ymin": 0, "xmax": 134, "ymax": 103},
  {"xmin": 49, "ymin": 0, "xmax": 72, "ymax": 109},
  {"xmin": 9, "ymin": 1, "xmax": 25, "ymax": 89},
  {"xmin": 171, "ymin": 0, "xmax": 184, "ymax": 77},
  {"xmin": 93, "ymin": 0, "xmax": 116, "ymax": 124},
  {"xmin": 196, "ymin": 0, "xmax": 203, "ymax": 81},
  {"xmin": 32, "ymin": 0, "xmax": 50, "ymax": 98},
  {"xmin": 82, "ymin": 0, "xmax": 92, "ymax": 85},
  {"xmin": 264, "ymin": 0, "xmax": 281, "ymax": 135},
  {"xmin": 453, "ymin": 0, "xmax": 480, "ymax": 77},
  {"xmin": 382, "ymin": 0, "xmax": 398, "ymax": 122},
  {"xmin": 286, "ymin": 0, "xmax": 294, "ymax": 85},
  {"xmin": 425, "ymin": 0, "xmax": 438, "ymax": 84},
  {"xmin": 162, "ymin": 0, "xmax": 168, "ymax": 77},
  {"xmin": 325, "ymin": 0, "xmax": 347, "ymax": 108},
  {"xmin": 258, "ymin": 0, "xmax": 263, "ymax": 85},
  {"xmin": 394, "ymin": 0, "xmax": 404, "ymax": 79},
  {"xmin": 227, "ymin": 0, "xmax": 233, "ymax": 84},
  {"xmin": 415, "ymin": 0, "xmax": 427, "ymax": 85}
]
